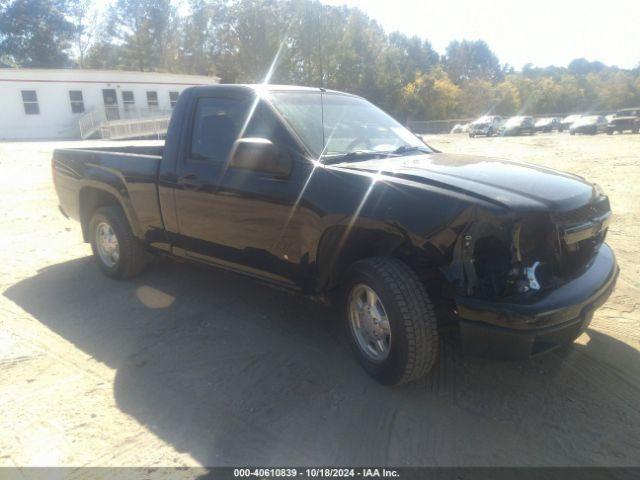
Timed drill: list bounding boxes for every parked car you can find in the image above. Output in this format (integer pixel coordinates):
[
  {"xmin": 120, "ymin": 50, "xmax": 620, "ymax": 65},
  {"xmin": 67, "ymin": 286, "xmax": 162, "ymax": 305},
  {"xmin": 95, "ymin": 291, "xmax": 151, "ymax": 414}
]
[
  {"xmin": 52, "ymin": 85, "xmax": 618, "ymax": 385},
  {"xmin": 534, "ymin": 117, "xmax": 561, "ymax": 133},
  {"xmin": 450, "ymin": 123, "xmax": 470, "ymax": 134},
  {"xmin": 569, "ymin": 115, "xmax": 608, "ymax": 135},
  {"xmin": 468, "ymin": 115, "xmax": 503, "ymax": 137},
  {"xmin": 559, "ymin": 114, "xmax": 583, "ymax": 132},
  {"xmin": 606, "ymin": 108, "xmax": 640, "ymax": 134},
  {"xmin": 500, "ymin": 116, "xmax": 536, "ymax": 136}
]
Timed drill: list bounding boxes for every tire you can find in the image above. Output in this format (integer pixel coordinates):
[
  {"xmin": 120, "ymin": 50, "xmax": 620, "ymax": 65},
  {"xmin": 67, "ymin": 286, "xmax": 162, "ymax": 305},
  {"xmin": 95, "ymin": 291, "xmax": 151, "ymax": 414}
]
[
  {"xmin": 89, "ymin": 206, "xmax": 148, "ymax": 279},
  {"xmin": 341, "ymin": 257, "xmax": 439, "ymax": 385}
]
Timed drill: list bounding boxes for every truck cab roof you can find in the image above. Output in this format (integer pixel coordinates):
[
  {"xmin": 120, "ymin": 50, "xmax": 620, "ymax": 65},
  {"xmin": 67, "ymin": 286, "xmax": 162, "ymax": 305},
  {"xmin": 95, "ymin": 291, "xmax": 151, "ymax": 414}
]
[{"xmin": 187, "ymin": 83, "xmax": 358, "ymax": 97}]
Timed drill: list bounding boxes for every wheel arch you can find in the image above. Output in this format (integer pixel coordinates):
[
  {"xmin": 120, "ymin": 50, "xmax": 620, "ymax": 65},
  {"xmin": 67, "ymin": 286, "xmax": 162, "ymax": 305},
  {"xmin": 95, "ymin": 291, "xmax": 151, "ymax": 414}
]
[
  {"xmin": 316, "ymin": 222, "xmax": 448, "ymax": 296},
  {"xmin": 78, "ymin": 185, "xmax": 142, "ymax": 242}
]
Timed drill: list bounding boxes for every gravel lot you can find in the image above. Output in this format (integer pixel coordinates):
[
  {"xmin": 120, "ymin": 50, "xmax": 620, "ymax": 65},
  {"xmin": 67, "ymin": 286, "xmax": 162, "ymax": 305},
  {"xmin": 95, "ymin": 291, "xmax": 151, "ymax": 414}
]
[{"xmin": 1, "ymin": 133, "xmax": 639, "ymax": 467}]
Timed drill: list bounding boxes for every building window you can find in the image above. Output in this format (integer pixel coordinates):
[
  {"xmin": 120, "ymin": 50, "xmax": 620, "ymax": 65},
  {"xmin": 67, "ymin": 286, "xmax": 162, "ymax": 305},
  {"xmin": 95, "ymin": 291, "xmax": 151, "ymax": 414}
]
[
  {"xmin": 69, "ymin": 90, "xmax": 85, "ymax": 114},
  {"xmin": 146, "ymin": 91, "xmax": 159, "ymax": 109},
  {"xmin": 21, "ymin": 90, "xmax": 40, "ymax": 115},
  {"xmin": 122, "ymin": 91, "xmax": 135, "ymax": 111},
  {"xmin": 169, "ymin": 91, "xmax": 179, "ymax": 108}
]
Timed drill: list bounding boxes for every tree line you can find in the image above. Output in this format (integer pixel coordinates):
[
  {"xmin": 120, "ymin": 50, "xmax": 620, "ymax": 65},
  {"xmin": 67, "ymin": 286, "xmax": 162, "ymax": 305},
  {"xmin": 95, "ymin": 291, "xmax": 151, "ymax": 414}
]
[{"xmin": 1, "ymin": 0, "xmax": 639, "ymax": 121}]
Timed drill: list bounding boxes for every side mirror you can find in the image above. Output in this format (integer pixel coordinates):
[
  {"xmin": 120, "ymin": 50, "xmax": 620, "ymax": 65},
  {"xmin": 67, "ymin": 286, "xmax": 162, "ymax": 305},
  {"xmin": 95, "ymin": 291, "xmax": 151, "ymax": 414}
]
[{"xmin": 229, "ymin": 138, "xmax": 291, "ymax": 177}]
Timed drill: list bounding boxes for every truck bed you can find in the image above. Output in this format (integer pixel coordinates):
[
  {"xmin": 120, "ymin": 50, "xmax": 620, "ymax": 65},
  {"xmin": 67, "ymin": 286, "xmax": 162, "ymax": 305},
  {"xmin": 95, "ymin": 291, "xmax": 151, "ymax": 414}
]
[{"xmin": 52, "ymin": 144, "xmax": 165, "ymax": 240}]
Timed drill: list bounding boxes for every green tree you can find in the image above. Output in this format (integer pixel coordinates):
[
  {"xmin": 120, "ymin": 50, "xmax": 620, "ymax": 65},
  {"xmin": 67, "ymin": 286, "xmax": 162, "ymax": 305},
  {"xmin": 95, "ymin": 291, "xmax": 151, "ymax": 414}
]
[
  {"xmin": 444, "ymin": 39, "xmax": 502, "ymax": 84},
  {"xmin": 106, "ymin": 0, "xmax": 178, "ymax": 71},
  {"xmin": 179, "ymin": 0, "xmax": 231, "ymax": 77},
  {"xmin": 0, "ymin": 0, "xmax": 75, "ymax": 67},
  {"xmin": 68, "ymin": 0, "xmax": 94, "ymax": 67}
]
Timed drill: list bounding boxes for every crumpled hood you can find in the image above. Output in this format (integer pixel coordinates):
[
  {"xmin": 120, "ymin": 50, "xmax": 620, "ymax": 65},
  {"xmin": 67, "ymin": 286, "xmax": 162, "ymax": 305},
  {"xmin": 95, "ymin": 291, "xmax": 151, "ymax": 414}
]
[{"xmin": 335, "ymin": 153, "xmax": 597, "ymax": 212}]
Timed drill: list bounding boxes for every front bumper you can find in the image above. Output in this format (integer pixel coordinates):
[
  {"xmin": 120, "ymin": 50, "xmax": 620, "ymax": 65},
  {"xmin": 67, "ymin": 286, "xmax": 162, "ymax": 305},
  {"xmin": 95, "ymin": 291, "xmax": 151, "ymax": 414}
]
[
  {"xmin": 469, "ymin": 125, "xmax": 491, "ymax": 135},
  {"xmin": 456, "ymin": 244, "xmax": 619, "ymax": 359},
  {"xmin": 500, "ymin": 127, "xmax": 521, "ymax": 136},
  {"xmin": 609, "ymin": 121, "xmax": 635, "ymax": 130},
  {"xmin": 570, "ymin": 125, "xmax": 597, "ymax": 134}
]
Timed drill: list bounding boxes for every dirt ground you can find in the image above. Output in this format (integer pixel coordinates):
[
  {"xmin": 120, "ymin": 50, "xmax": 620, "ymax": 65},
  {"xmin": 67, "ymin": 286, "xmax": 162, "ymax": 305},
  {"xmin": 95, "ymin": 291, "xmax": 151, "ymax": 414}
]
[{"xmin": 1, "ymin": 133, "xmax": 639, "ymax": 468}]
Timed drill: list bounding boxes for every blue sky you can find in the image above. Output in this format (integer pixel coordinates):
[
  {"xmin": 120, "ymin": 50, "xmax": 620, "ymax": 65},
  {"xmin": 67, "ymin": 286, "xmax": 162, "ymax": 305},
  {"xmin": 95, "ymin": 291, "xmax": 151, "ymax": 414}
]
[{"xmin": 321, "ymin": 0, "xmax": 639, "ymax": 69}]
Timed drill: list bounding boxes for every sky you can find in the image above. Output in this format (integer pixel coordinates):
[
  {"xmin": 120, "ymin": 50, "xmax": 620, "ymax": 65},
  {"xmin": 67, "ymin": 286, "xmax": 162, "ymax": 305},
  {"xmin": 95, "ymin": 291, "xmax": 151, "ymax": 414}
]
[{"xmin": 321, "ymin": 0, "xmax": 639, "ymax": 70}]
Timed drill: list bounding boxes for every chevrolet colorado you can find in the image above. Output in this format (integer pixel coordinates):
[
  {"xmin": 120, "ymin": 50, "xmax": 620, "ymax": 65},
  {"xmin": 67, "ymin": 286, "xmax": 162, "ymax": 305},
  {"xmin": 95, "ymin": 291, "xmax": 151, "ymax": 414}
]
[{"xmin": 53, "ymin": 85, "xmax": 619, "ymax": 385}]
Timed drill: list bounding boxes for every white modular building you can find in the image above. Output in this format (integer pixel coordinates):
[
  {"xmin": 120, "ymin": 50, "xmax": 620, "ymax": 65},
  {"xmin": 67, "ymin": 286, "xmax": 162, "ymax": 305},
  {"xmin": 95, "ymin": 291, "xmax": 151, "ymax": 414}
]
[{"xmin": 0, "ymin": 69, "xmax": 220, "ymax": 139}]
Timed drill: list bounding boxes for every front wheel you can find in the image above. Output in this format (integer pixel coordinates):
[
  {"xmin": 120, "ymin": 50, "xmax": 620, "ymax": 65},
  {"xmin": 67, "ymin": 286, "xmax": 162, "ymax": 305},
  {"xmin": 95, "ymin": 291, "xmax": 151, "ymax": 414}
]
[
  {"xmin": 342, "ymin": 257, "xmax": 439, "ymax": 385},
  {"xmin": 89, "ymin": 206, "xmax": 148, "ymax": 279}
]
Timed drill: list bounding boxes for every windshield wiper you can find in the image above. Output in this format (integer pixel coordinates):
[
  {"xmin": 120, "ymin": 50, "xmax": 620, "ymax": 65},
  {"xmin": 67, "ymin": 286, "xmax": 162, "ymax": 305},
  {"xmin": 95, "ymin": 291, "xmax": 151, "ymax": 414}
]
[
  {"xmin": 322, "ymin": 145, "xmax": 432, "ymax": 165},
  {"xmin": 322, "ymin": 150, "xmax": 385, "ymax": 165},
  {"xmin": 390, "ymin": 145, "xmax": 432, "ymax": 156}
]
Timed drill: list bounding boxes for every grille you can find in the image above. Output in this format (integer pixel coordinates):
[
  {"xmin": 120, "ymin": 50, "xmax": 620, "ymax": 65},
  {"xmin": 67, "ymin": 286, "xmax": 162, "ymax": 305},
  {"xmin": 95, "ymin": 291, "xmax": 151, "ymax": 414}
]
[{"xmin": 554, "ymin": 197, "xmax": 610, "ymax": 225}]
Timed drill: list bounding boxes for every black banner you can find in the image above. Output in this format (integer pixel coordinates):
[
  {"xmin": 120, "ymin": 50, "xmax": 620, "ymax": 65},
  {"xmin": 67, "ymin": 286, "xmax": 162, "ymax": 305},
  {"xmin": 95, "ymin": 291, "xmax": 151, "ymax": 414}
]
[{"xmin": 0, "ymin": 468, "xmax": 637, "ymax": 480}]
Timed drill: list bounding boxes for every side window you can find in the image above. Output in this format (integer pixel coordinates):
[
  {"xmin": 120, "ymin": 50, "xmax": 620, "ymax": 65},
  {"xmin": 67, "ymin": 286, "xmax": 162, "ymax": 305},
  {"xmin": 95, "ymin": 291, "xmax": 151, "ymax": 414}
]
[
  {"xmin": 190, "ymin": 97, "xmax": 249, "ymax": 162},
  {"xmin": 244, "ymin": 102, "xmax": 286, "ymax": 141},
  {"xmin": 21, "ymin": 90, "xmax": 39, "ymax": 115},
  {"xmin": 122, "ymin": 91, "xmax": 135, "ymax": 112},
  {"xmin": 169, "ymin": 91, "xmax": 179, "ymax": 108},
  {"xmin": 146, "ymin": 91, "xmax": 158, "ymax": 109},
  {"xmin": 69, "ymin": 90, "xmax": 85, "ymax": 114}
]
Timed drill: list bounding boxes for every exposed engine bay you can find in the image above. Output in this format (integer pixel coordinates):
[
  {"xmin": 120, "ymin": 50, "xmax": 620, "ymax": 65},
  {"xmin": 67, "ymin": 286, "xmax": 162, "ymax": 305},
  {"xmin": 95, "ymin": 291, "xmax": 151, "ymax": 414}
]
[{"xmin": 446, "ymin": 195, "xmax": 611, "ymax": 301}]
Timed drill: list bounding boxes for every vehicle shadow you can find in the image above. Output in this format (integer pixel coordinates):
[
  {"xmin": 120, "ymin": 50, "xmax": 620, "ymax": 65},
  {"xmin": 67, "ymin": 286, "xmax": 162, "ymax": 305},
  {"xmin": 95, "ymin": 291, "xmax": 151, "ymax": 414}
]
[{"xmin": 4, "ymin": 257, "xmax": 640, "ymax": 466}]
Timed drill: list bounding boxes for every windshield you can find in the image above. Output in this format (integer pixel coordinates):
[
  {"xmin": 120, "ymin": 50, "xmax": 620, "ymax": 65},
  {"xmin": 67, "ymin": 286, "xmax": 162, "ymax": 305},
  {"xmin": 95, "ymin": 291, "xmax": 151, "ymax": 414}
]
[
  {"xmin": 575, "ymin": 115, "xmax": 597, "ymax": 125},
  {"xmin": 473, "ymin": 115, "xmax": 492, "ymax": 124},
  {"xmin": 267, "ymin": 92, "xmax": 428, "ymax": 160},
  {"xmin": 505, "ymin": 116, "xmax": 524, "ymax": 127}
]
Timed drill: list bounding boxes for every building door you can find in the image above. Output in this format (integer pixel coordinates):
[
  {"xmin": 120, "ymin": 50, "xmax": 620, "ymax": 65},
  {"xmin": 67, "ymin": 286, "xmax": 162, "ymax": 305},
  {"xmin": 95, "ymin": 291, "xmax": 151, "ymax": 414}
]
[{"xmin": 102, "ymin": 89, "xmax": 120, "ymax": 120}]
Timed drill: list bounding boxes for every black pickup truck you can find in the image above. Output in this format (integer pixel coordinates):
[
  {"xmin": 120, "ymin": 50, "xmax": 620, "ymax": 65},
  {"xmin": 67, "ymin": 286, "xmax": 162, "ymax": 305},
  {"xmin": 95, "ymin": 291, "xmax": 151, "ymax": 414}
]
[{"xmin": 53, "ymin": 84, "xmax": 618, "ymax": 385}]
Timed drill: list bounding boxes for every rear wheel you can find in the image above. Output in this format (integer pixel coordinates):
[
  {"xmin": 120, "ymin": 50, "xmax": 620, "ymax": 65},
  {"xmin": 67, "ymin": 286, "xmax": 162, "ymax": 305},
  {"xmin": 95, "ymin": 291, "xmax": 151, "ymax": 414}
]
[
  {"xmin": 89, "ymin": 206, "xmax": 148, "ymax": 279},
  {"xmin": 342, "ymin": 257, "xmax": 439, "ymax": 385}
]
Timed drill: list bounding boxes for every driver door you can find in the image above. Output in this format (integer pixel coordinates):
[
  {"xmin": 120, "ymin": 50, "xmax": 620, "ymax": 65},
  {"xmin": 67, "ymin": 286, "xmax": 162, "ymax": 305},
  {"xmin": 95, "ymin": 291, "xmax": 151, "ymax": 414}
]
[{"xmin": 174, "ymin": 96, "xmax": 314, "ymax": 288}]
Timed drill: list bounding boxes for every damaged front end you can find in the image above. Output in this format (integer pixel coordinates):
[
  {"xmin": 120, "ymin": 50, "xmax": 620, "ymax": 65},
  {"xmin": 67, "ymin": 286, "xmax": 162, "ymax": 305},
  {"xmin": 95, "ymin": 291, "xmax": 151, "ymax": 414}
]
[{"xmin": 443, "ymin": 196, "xmax": 618, "ymax": 358}]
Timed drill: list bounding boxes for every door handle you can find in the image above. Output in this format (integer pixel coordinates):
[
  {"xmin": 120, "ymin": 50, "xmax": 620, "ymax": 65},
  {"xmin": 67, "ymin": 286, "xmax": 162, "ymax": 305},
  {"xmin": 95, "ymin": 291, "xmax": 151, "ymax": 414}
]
[{"xmin": 180, "ymin": 174, "xmax": 203, "ymax": 190}]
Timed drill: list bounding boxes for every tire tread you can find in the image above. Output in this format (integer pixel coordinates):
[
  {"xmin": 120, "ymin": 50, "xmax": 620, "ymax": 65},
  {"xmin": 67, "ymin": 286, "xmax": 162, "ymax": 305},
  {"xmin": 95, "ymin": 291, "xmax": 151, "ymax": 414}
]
[{"xmin": 349, "ymin": 257, "xmax": 438, "ymax": 384}]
